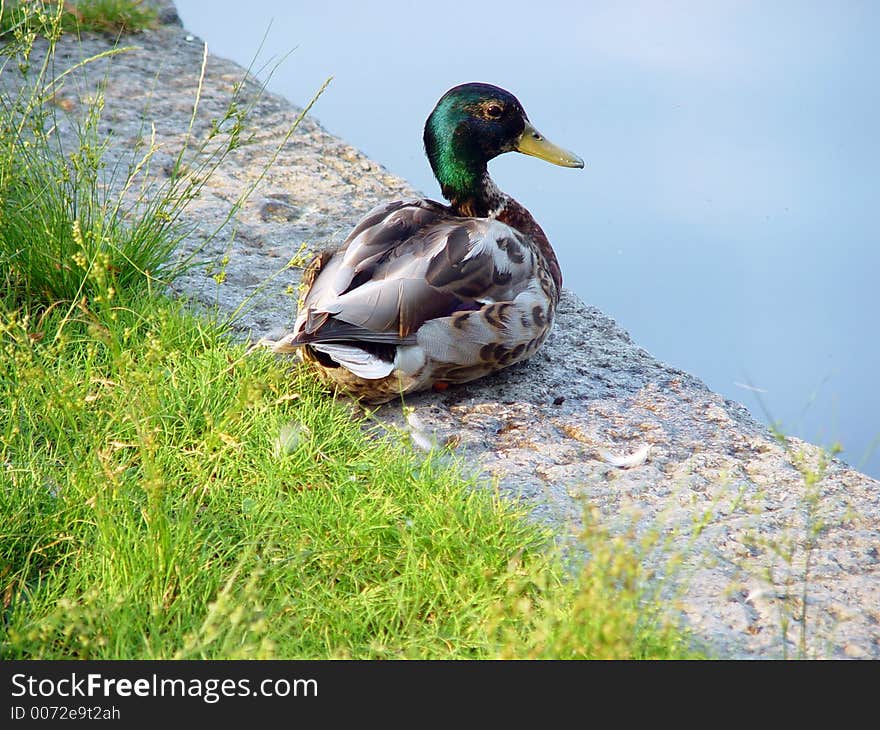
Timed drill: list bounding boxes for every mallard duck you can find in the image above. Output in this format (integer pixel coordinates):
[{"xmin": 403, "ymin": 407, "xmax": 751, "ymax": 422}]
[{"xmin": 266, "ymin": 82, "xmax": 583, "ymax": 404}]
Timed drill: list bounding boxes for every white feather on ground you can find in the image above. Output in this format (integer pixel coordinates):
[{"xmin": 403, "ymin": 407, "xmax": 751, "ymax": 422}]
[{"xmin": 598, "ymin": 444, "xmax": 651, "ymax": 469}]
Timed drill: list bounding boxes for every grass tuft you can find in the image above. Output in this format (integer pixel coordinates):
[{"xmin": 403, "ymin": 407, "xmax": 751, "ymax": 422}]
[
  {"xmin": 0, "ymin": 0, "xmax": 157, "ymax": 37},
  {"xmin": 0, "ymin": 0, "xmax": 293, "ymax": 310}
]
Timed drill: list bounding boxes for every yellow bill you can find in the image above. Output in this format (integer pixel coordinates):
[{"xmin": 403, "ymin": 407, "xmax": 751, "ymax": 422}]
[{"xmin": 515, "ymin": 120, "xmax": 584, "ymax": 168}]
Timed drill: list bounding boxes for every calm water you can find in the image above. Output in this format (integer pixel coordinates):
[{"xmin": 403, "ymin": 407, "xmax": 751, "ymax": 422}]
[{"xmin": 175, "ymin": 0, "xmax": 880, "ymax": 478}]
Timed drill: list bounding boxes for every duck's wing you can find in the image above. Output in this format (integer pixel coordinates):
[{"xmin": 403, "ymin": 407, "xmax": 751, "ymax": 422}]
[{"xmin": 292, "ymin": 198, "xmax": 537, "ymax": 346}]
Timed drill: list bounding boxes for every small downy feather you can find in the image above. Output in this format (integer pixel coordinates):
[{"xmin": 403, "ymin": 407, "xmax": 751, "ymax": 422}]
[{"xmin": 598, "ymin": 444, "xmax": 651, "ymax": 469}]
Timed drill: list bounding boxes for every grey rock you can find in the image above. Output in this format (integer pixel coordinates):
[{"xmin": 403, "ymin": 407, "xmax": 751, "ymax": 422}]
[
  {"xmin": 146, "ymin": 0, "xmax": 181, "ymax": 27},
  {"xmin": 5, "ymin": 3, "xmax": 877, "ymax": 659}
]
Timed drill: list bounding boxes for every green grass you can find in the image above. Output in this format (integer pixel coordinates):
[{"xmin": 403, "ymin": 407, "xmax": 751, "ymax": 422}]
[
  {"xmin": 0, "ymin": 0, "xmax": 286, "ymax": 309},
  {"xmin": 0, "ymin": 290, "xmax": 697, "ymax": 659},
  {"xmin": 0, "ymin": 0, "xmax": 157, "ymax": 36},
  {"xmin": 0, "ymin": 1, "xmax": 700, "ymax": 659}
]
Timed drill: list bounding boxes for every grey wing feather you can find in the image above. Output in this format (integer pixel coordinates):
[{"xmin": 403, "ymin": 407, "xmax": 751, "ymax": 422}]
[{"xmin": 293, "ymin": 199, "xmax": 536, "ymax": 345}]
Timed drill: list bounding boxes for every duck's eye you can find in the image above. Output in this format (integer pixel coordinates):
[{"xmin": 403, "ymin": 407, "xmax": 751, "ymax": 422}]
[{"xmin": 485, "ymin": 104, "xmax": 503, "ymax": 119}]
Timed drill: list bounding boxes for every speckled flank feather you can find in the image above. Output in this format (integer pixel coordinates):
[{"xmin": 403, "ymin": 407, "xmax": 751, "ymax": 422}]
[{"xmin": 263, "ymin": 83, "xmax": 581, "ymax": 403}]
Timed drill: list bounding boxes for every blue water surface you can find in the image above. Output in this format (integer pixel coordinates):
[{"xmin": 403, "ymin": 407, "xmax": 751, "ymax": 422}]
[{"xmin": 174, "ymin": 0, "xmax": 880, "ymax": 478}]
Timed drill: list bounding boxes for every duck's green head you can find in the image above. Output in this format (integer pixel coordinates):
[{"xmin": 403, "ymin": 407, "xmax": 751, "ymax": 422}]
[{"xmin": 423, "ymin": 82, "xmax": 583, "ymax": 210}]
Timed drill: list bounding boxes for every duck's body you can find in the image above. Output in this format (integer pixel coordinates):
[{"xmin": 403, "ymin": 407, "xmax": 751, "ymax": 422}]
[{"xmin": 267, "ymin": 83, "xmax": 583, "ymax": 404}]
